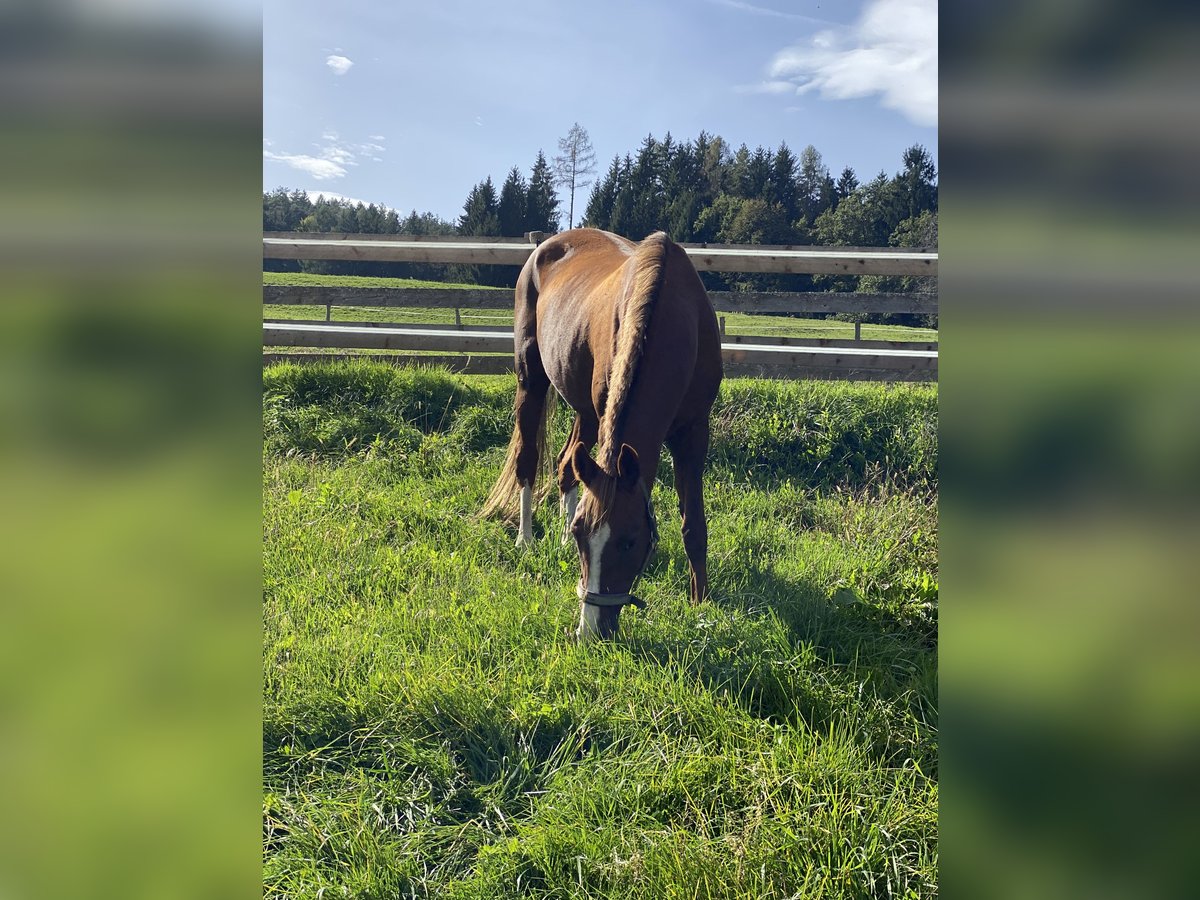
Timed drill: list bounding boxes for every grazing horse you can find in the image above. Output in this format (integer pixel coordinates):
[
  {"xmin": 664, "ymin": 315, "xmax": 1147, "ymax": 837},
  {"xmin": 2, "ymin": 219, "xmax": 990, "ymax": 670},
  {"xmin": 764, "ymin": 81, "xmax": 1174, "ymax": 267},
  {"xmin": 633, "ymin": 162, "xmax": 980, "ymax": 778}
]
[{"xmin": 481, "ymin": 228, "xmax": 722, "ymax": 640}]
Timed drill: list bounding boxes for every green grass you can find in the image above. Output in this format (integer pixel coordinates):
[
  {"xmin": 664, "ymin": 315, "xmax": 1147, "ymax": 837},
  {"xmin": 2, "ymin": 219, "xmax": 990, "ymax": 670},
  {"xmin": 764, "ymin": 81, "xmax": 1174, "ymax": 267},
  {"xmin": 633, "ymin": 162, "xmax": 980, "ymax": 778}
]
[
  {"xmin": 263, "ymin": 361, "xmax": 938, "ymax": 899},
  {"xmin": 263, "ymin": 272, "xmax": 938, "ymax": 342}
]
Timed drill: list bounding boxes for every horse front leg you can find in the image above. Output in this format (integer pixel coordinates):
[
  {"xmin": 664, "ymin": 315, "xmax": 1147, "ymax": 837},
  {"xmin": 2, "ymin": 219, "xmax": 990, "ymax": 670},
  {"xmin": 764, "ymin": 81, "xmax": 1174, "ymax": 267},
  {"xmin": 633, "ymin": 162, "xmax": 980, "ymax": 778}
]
[
  {"xmin": 555, "ymin": 413, "xmax": 598, "ymax": 544},
  {"xmin": 670, "ymin": 420, "xmax": 711, "ymax": 605},
  {"xmin": 513, "ymin": 340, "xmax": 550, "ymax": 547}
]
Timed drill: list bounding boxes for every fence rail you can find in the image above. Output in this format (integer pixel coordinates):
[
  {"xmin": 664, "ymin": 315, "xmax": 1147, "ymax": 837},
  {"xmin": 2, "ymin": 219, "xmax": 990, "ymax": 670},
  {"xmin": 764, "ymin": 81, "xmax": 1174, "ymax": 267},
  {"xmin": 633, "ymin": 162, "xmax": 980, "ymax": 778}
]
[
  {"xmin": 262, "ymin": 232, "xmax": 937, "ymax": 381},
  {"xmin": 263, "ymin": 233, "xmax": 937, "ymax": 277},
  {"xmin": 262, "ymin": 285, "xmax": 936, "ymax": 316}
]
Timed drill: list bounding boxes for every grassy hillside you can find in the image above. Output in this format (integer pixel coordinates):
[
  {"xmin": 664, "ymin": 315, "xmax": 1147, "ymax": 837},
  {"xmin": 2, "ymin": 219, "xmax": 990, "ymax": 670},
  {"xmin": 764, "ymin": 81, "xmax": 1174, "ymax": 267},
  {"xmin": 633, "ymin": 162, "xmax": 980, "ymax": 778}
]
[
  {"xmin": 263, "ymin": 361, "xmax": 938, "ymax": 898},
  {"xmin": 263, "ymin": 272, "xmax": 938, "ymax": 343}
]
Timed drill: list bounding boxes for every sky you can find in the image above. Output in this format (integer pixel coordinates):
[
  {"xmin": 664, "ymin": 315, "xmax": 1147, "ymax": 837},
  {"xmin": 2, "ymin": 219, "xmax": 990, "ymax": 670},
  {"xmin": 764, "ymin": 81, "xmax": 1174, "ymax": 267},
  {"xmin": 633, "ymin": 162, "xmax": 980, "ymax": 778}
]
[{"xmin": 263, "ymin": 0, "xmax": 937, "ymax": 222}]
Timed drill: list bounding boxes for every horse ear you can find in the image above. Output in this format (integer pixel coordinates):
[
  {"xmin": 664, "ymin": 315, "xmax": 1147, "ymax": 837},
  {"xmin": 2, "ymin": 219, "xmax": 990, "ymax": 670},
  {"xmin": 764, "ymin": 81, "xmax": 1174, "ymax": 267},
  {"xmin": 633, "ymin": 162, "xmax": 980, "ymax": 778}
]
[
  {"xmin": 616, "ymin": 443, "xmax": 640, "ymax": 490},
  {"xmin": 570, "ymin": 442, "xmax": 600, "ymax": 489}
]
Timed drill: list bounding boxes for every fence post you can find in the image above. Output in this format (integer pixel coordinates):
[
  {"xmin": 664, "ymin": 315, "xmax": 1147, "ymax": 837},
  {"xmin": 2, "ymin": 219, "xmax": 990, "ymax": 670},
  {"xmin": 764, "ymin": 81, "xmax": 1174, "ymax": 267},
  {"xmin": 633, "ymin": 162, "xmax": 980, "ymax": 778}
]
[
  {"xmin": 719, "ymin": 316, "xmax": 726, "ymax": 338},
  {"xmin": 454, "ymin": 308, "xmax": 462, "ymax": 329},
  {"xmin": 326, "ymin": 303, "xmax": 331, "ymax": 322},
  {"xmin": 854, "ymin": 321, "xmax": 861, "ymax": 342}
]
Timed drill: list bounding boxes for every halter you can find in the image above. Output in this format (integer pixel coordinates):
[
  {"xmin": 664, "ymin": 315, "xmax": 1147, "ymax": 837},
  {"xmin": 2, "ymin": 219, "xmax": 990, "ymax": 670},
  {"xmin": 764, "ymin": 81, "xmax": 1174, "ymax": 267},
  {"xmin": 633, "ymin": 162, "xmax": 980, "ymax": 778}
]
[{"xmin": 577, "ymin": 483, "xmax": 659, "ymax": 611}]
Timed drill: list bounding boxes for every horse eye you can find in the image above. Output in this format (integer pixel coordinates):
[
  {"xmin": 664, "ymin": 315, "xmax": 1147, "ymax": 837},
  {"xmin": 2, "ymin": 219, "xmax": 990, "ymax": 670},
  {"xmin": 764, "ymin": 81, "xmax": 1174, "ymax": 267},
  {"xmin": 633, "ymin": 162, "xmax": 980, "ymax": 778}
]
[{"xmin": 622, "ymin": 537, "xmax": 636, "ymax": 551}]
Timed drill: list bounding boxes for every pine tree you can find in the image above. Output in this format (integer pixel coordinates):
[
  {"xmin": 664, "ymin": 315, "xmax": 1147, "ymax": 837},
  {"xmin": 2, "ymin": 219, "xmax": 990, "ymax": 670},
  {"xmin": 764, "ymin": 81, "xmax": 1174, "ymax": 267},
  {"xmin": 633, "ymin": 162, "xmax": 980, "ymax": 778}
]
[
  {"xmin": 835, "ymin": 167, "xmax": 859, "ymax": 206},
  {"xmin": 608, "ymin": 155, "xmax": 636, "ymax": 237},
  {"xmin": 360, "ymin": 203, "xmax": 384, "ymax": 234},
  {"xmin": 798, "ymin": 145, "xmax": 831, "ymax": 224},
  {"xmin": 769, "ymin": 142, "xmax": 800, "ymax": 223},
  {"xmin": 458, "ymin": 177, "xmax": 500, "ymax": 236},
  {"xmin": 746, "ymin": 146, "xmax": 772, "ymax": 201},
  {"xmin": 526, "ymin": 151, "xmax": 561, "ymax": 233},
  {"xmin": 627, "ymin": 135, "xmax": 667, "ymax": 238},
  {"xmin": 583, "ymin": 156, "xmax": 622, "ymax": 229},
  {"xmin": 697, "ymin": 133, "xmax": 729, "ymax": 201},
  {"xmin": 497, "ymin": 167, "xmax": 528, "ymax": 237},
  {"xmin": 895, "ymin": 145, "xmax": 937, "ymax": 220},
  {"xmin": 728, "ymin": 144, "xmax": 753, "ymax": 199}
]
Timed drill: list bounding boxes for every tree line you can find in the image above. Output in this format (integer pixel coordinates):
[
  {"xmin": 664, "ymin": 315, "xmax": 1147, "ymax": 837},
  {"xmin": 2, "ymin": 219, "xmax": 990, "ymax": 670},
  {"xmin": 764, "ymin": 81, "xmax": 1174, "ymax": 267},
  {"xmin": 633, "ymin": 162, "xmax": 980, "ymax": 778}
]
[{"xmin": 263, "ymin": 131, "xmax": 936, "ymax": 321}]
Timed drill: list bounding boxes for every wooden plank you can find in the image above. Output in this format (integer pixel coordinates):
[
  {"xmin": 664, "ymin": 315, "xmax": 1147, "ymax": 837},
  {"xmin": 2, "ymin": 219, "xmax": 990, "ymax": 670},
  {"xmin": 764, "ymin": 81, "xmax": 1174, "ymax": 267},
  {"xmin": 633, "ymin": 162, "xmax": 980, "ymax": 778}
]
[
  {"xmin": 263, "ymin": 237, "xmax": 534, "ymax": 266},
  {"xmin": 264, "ymin": 323, "xmax": 513, "ymax": 353},
  {"xmin": 263, "ymin": 352, "xmax": 514, "ymax": 375},
  {"xmin": 263, "ymin": 285, "xmax": 512, "ymax": 309},
  {"xmin": 688, "ymin": 247, "xmax": 936, "ymax": 277},
  {"xmin": 722, "ymin": 344, "xmax": 936, "ymax": 372},
  {"xmin": 265, "ymin": 232, "xmax": 517, "ymax": 243},
  {"xmin": 721, "ymin": 335, "xmax": 938, "ymax": 351},
  {"xmin": 262, "ymin": 352, "xmax": 935, "ymax": 382},
  {"xmin": 264, "ymin": 323, "xmax": 936, "ymax": 372},
  {"xmin": 263, "ymin": 318, "xmax": 934, "ymax": 349},
  {"xmin": 709, "ymin": 291, "xmax": 937, "ymax": 315},
  {"xmin": 268, "ymin": 231, "xmax": 936, "ymax": 255},
  {"xmin": 263, "ymin": 318, "xmax": 513, "ymax": 334},
  {"xmin": 263, "ymin": 235, "xmax": 938, "ymax": 276},
  {"xmin": 264, "ymin": 285, "xmax": 937, "ymax": 315}
]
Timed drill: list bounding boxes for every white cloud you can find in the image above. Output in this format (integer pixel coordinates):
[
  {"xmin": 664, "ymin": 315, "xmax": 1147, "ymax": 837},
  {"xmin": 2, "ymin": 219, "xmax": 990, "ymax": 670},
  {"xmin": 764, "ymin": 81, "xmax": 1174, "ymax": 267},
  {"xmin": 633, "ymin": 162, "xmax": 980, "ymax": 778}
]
[
  {"xmin": 766, "ymin": 0, "xmax": 936, "ymax": 127},
  {"xmin": 473, "ymin": 116, "xmax": 484, "ymax": 127},
  {"xmin": 368, "ymin": 134, "xmax": 386, "ymax": 142},
  {"xmin": 263, "ymin": 151, "xmax": 347, "ymax": 180},
  {"xmin": 325, "ymin": 54, "xmax": 354, "ymax": 76},
  {"xmin": 263, "ymin": 131, "xmax": 387, "ymax": 181},
  {"xmin": 735, "ymin": 80, "xmax": 795, "ymax": 95},
  {"xmin": 304, "ymin": 190, "xmax": 390, "ymax": 209}
]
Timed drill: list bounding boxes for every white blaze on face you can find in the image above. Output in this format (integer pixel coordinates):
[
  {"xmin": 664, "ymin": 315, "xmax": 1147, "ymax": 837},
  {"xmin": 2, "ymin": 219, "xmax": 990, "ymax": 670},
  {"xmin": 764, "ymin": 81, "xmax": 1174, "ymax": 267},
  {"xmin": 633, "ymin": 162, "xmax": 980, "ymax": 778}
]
[
  {"xmin": 517, "ymin": 484, "xmax": 533, "ymax": 546},
  {"xmin": 575, "ymin": 521, "xmax": 611, "ymax": 641},
  {"xmin": 586, "ymin": 522, "xmax": 611, "ymax": 593}
]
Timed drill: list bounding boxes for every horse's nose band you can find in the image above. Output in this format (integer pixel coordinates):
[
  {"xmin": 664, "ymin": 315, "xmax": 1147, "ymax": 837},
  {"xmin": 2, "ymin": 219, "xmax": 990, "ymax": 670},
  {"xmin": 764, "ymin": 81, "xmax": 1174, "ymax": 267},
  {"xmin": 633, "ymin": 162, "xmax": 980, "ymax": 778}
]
[{"xmin": 576, "ymin": 581, "xmax": 647, "ymax": 609}]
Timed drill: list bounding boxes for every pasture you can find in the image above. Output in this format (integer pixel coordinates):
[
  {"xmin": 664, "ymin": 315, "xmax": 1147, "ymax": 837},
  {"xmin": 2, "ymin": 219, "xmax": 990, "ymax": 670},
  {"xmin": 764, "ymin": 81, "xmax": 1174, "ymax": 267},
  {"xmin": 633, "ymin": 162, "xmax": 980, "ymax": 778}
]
[
  {"xmin": 263, "ymin": 360, "xmax": 938, "ymax": 898},
  {"xmin": 263, "ymin": 272, "xmax": 939, "ymax": 344}
]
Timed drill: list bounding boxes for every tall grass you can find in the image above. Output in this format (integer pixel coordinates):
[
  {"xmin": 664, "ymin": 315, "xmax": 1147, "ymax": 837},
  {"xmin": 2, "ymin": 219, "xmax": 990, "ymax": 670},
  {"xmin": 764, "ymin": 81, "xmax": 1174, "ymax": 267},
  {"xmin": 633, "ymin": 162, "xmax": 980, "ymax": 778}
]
[{"xmin": 263, "ymin": 361, "xmax": 938, "ymax": 898}]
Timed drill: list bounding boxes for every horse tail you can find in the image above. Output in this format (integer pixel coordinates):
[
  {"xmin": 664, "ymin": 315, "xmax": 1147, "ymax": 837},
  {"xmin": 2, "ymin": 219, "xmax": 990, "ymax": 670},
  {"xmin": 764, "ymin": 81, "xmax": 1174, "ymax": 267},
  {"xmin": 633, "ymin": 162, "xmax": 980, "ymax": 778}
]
[{"xmin": 479, "ymin": 382, "xmax": 556, "ymax": 523}]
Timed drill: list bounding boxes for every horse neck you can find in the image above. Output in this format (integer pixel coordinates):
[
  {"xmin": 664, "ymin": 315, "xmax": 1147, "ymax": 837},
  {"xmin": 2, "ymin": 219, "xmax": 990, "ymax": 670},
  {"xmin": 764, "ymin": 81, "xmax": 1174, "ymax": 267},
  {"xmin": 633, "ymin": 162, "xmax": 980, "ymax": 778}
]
[{"xmin": 597, "ymin": 328, "xmax": 690, "ymax": 481}]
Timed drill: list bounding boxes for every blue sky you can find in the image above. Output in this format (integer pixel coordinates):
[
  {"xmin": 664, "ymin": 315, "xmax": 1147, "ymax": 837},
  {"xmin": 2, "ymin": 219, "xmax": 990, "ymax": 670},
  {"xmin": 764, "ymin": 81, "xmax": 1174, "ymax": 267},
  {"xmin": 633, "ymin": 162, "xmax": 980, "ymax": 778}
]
[{"xmin": 263, "ymin": 0, "xmax": 936, "ymax": 222}]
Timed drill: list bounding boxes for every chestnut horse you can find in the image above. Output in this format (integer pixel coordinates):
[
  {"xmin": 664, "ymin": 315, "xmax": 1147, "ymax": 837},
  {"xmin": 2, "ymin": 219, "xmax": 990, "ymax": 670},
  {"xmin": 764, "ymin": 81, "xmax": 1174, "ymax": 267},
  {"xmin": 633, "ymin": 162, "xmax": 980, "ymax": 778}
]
[{"xmin": 482, "ymin": 228, "xmax": 722, "ymax": 640}]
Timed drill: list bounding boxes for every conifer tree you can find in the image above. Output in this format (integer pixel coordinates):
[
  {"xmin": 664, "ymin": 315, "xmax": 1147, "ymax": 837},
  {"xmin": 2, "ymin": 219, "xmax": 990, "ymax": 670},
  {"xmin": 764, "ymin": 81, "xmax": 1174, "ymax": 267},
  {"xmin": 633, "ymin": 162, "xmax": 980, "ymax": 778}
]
[
  {"xmin": 583, "ymin": 156, "xmax": 622, "ymax": 230},
  {"xmin": 458, "ymin": 177, "xmax": 500, "ymax": 235},
  {"xmin": 526, "ymin": 151, "xmax": 561, "ymax": 233},
  {"xmin": 497, "ymin": 167, "xmax": 528, "ymax": 237}
]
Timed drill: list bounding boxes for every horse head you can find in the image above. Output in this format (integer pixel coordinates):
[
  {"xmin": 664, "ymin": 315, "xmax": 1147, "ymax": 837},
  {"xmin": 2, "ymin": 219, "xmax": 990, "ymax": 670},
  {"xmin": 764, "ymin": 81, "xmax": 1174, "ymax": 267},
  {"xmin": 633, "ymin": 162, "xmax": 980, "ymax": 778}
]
[{"xmin": 567, "ymin": 441, "xmax": 659, "ymax": 640}]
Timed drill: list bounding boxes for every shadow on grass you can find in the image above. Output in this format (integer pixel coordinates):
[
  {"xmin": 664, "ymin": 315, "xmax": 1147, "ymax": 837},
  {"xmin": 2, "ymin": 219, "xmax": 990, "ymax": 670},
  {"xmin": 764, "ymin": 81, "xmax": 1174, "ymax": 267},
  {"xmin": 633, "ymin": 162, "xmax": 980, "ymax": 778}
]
[{"xmin": 626, "ymin": 551, "xmax": 937, "ymax": 768}]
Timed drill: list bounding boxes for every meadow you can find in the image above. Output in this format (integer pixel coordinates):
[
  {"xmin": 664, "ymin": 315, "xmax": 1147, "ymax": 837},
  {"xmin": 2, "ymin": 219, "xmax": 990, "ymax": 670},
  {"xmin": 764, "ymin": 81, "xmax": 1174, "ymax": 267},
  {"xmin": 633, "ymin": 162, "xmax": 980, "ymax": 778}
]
[
  {"xmin": 263, "ymin": 360, "xmax": 938, "ymax": 898},
  {"xmin": 263, "ymin": 272, "xmax": 939, "ymax": 344}
]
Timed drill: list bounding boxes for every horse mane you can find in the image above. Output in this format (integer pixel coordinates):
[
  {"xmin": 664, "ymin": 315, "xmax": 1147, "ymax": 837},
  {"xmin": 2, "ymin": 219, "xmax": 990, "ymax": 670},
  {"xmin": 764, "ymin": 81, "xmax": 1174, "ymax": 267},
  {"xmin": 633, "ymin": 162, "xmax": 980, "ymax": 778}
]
[{"xmin": 596, "ymin": 231, "xmax": 670, "ymax": 475}]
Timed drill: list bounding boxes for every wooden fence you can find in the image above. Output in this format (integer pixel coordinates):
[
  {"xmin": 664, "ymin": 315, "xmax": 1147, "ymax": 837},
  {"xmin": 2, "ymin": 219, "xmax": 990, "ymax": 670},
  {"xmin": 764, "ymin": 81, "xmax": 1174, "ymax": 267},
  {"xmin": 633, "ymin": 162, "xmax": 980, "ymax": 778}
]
[{"xmin": 263, "ymin": 233, "xmax": 937, "ymax": 381}]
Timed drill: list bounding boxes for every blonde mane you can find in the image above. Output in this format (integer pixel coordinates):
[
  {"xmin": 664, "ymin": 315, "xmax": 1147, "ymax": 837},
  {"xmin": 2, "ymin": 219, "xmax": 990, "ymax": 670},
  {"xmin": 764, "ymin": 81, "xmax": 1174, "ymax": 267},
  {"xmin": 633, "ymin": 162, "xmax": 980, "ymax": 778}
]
[{"xmin": 596, "ymin": 231, "xmax": 670, "ymax": 473}]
